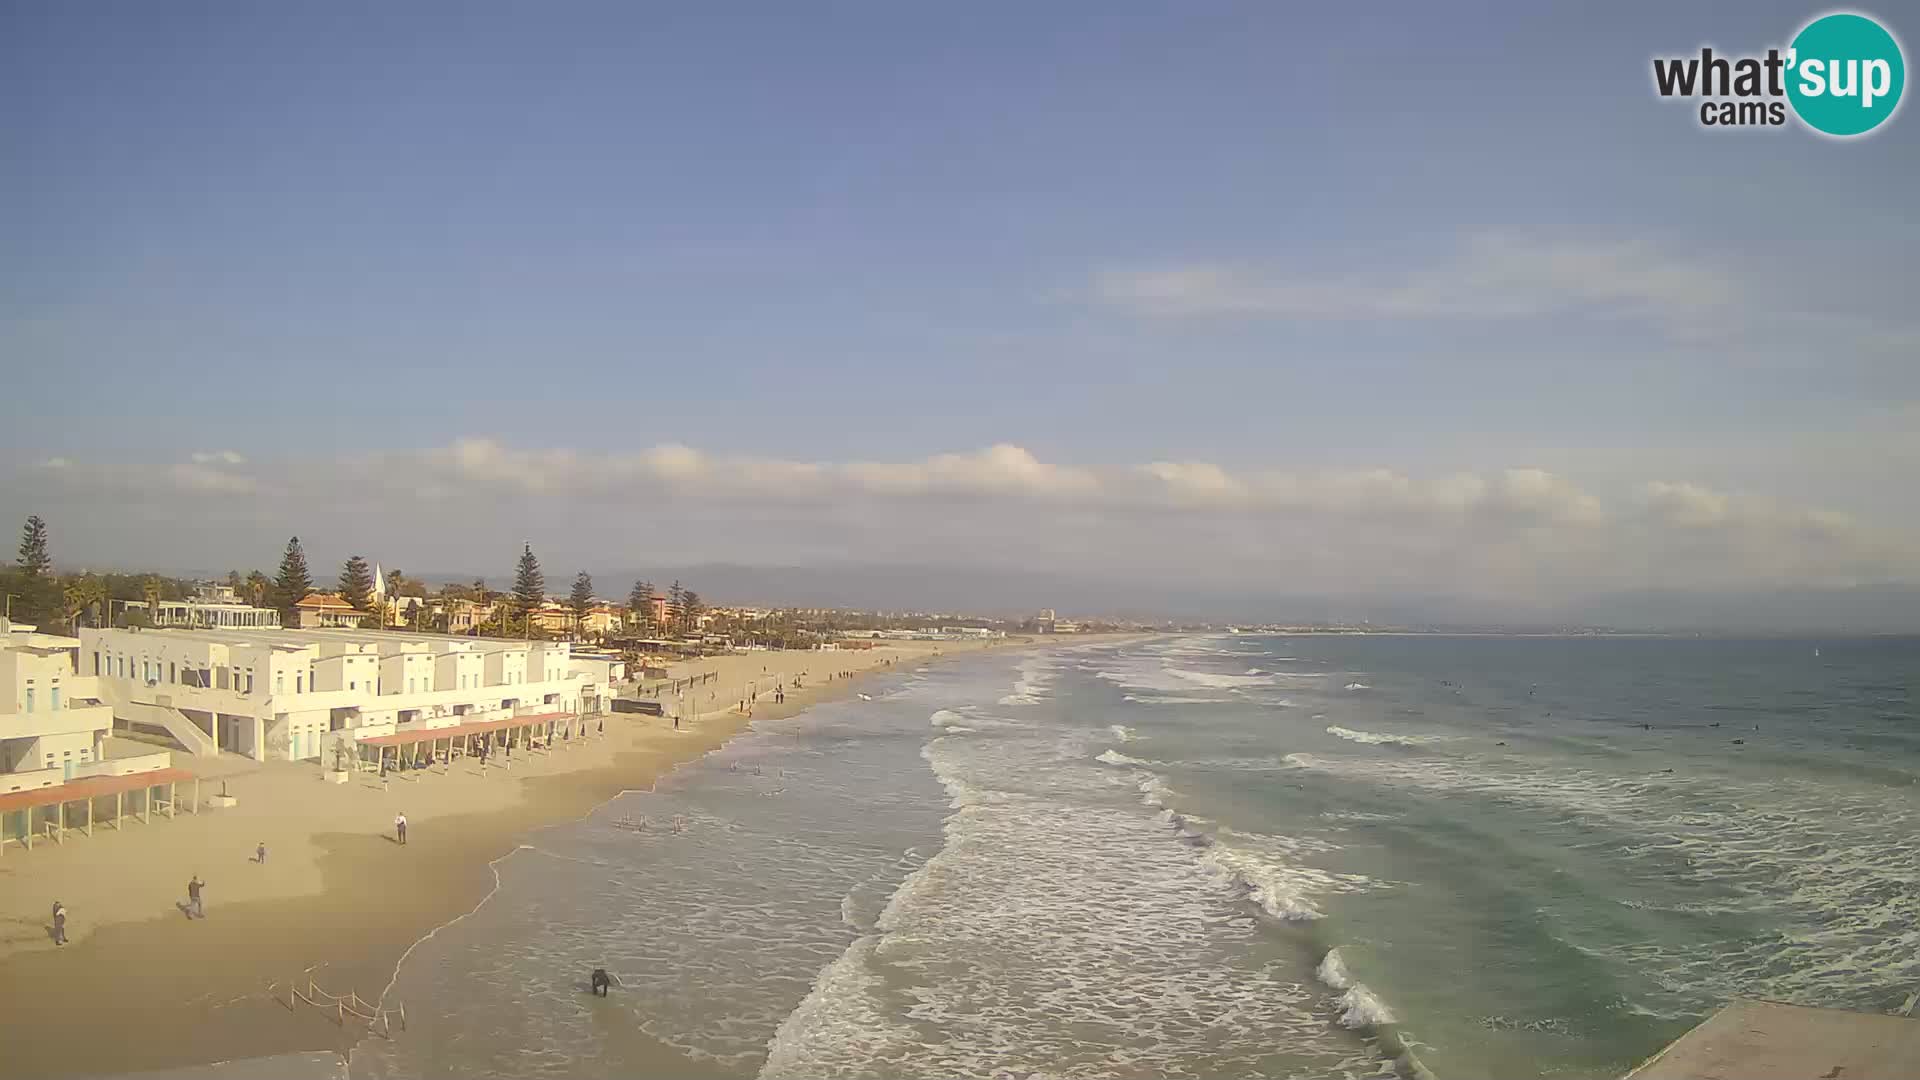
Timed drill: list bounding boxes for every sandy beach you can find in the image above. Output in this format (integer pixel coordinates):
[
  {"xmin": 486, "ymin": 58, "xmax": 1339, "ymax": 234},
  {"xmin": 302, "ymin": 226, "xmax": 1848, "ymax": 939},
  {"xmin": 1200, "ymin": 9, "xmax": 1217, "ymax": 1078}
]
[{"xmin": 0, "ymin": 637, "xmax": 1029, "ymax": 1080}]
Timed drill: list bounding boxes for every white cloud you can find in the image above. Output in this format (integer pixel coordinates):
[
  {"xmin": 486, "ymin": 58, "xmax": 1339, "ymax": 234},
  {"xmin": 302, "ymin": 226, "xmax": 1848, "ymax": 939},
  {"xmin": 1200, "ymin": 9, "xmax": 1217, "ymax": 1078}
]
[
  {"xmin": 1091, "ymin": 231, "xmax": 1738, "ymax": 330},
  {"xmin": 10, "ymin": 441, "xmax": 1916, "ymax": 602},
  {"xmin": 1641, "ymin": 480, "xmax": 1732, "ymax": 527},
  {"xmin": 843, "ymin": 444, "xmax": 1100, "ymax": 499},
  {"xmin": 190, "ymin": 450, "xmax": 247, "ymax": 466}
]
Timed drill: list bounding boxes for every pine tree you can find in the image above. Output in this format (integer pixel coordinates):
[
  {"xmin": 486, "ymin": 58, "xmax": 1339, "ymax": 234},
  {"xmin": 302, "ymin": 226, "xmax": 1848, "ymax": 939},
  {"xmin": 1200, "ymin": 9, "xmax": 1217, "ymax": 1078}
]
[
  {"xmin": 668, "ymin": 580, "xmax": 685, "ymax": 631},
  {"xmin": 14, "ymin": 515, "xmax": 56, "ymax": 623},
  {"xmin": 339, "ymin": 555, "xmax": 374, "ymax": 612},
  {"xmin": 628, "ymin": 580, "xmax": 655, "ymax": 634},
  {"xmin": 681, "ymin": 589, "xmax": 704, "ymax": 632},
  {"xmin": 272, "ymin": 536, "xmax": 313, "ymax": 621},
  {"xmin": 569, "ymin": 572, "xmax": 594, "ymax": 637},
  {"xmin": 512, "ymin": 544, "xmax": 545, "ymax": 617}
]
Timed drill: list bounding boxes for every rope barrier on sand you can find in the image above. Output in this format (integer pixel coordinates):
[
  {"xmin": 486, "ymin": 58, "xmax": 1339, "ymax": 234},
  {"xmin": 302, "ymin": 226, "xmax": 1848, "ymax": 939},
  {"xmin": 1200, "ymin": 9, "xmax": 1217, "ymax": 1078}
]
[{"xmin": 270, "ymin": 979, "xmax": 407, "ymax": 1037}]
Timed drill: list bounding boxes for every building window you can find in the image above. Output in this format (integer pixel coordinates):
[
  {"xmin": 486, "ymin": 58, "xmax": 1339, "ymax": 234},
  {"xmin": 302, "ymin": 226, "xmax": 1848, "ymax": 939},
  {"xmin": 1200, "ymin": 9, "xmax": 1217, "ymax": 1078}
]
[
  {"xmin": 93, "ymin": 652, "xmax": 101, "ymax": 675},
  {"xmin": 276, "ymin": 673, "xmax": 284, "ymax": 694},
  {"xmin": 51, "ymin": 688, "xmax": 61, "ymax": 710},
  {"xmin": 24, "ymin": 688, "xmax": 34, "ymax": 713},
  {"xmin": 170, "ymin": 661, "xmax": 177, "ymax": 683},
  {"xmin": 349, "ymin": 681, "xmax": 357, "ymax": 691},
  {"xmin": 296, "ymin": 673, "xmax": 303, "ymax": 693}
]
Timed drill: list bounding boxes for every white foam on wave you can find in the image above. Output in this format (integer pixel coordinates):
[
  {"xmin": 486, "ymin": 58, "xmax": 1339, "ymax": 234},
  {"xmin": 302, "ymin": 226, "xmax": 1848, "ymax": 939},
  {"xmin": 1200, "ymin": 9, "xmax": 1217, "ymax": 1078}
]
[
  {"xmin": 929, "ymin": 709, "xmax": 966, "ymax": 728},
  {"xmin": 1283, "ymin": 749, "xmax": 1920, "ymax": 1015},
  {"xmin": 1138, "ymin": 774, "xmax": 1176, "ymax": 808},
  {"xmin": 758, "ymin": 731, "xmax": 1391, "ymax": 1080},
  {"xmin": 1317, "ymin": 948, "xmax": 1399, "ymax": 1028},
  {"xmin": 1170, "ymin": 667, "xmax": 1277, "ymax": 689},
  {"xmin": 1326, "ymin": 725, "xmax": 1457, "ymax": 748},
  {"xmin": 1096, "ymin": 748, "xmax": 1152, "ymax": 767},
  {"xmin": 1197, "ymin": 832, "xmax": 1376, "ymax": 922},
  {"xmin": 999, "ymin": 656, "xmax": 1058, "ymax": 705},
  {"xmin": 1344, "ymin": 682, "xmax": 1372, "ymax": 691},
  {"xmin": 1108, "ymin": 724, "xmax": 1137, "ymax": 742},
  {"xmin": 760, "ymin": 937, "xmax": 906, "ymax": 1079},
  {"xmin": 1122, "ymin": 693, "xmax": 1230, "ymax": 705}
]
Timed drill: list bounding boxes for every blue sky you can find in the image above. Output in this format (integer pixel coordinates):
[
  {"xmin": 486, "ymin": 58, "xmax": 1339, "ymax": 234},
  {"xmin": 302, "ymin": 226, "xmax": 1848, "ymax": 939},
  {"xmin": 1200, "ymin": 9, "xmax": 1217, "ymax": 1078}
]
[{"xmin": 3, "ymin": 2, "xmax": 1915, "ymax": 611}]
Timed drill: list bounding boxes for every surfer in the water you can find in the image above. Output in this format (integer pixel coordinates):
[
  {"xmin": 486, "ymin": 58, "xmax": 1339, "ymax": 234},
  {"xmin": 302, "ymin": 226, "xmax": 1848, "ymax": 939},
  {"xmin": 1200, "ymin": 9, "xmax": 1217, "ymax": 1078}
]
[{"xmin": 591, "ymin": 968, "xmax": 611, "ymax": 996}]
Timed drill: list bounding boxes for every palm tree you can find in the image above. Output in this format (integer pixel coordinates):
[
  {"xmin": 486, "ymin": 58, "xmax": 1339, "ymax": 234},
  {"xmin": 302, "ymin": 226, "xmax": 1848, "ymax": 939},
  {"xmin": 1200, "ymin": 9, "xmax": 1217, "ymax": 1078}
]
[{"xmin": 62, "ymin": 574, "xmax": 107, "ymax": 630}]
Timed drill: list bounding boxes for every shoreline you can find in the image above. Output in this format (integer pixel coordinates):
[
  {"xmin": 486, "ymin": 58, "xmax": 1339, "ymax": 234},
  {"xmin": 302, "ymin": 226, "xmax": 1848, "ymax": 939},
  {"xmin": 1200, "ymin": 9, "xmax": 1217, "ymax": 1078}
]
[{"xmin": 0, "ymin": 637, "xmax": 1081, "ymax": 1080}]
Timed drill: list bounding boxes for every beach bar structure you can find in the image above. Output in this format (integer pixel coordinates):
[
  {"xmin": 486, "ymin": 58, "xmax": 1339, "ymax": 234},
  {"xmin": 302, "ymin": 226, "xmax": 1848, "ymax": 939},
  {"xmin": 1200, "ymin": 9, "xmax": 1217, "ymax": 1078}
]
[
  {"xmin": 354, "ymin": 711, "xmax": 585, "ymax": 773},
  {"xmin": 1624, "ymin": 999, "xmax": 1920, "ymax": 1080},
  {"xmin": 0, "ymin": 766, "xmax": 199, "ymax": 855}
]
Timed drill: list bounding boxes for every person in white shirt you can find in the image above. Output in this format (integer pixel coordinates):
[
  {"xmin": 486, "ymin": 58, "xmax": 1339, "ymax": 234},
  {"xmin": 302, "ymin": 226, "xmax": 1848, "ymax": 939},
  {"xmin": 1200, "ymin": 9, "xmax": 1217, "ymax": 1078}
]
[{"xmin": 394, "ymin": 812, "xmax": 408, "ymax": 846}]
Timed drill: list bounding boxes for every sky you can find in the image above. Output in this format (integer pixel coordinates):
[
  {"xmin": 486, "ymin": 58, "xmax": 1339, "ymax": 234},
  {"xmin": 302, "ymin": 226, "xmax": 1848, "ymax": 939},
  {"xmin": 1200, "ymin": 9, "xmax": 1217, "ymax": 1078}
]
[{"xmin": 3, "ymin": 2, "xmax": 1916, "ymax": 621}]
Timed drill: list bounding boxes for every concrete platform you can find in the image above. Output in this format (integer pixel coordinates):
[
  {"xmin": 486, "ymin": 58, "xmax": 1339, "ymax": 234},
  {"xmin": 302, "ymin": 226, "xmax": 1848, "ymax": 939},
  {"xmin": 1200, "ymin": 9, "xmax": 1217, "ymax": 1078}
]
[{"xmin": 1626, "ymin": 1000, "xmax": 1920, "ymax": 1080}]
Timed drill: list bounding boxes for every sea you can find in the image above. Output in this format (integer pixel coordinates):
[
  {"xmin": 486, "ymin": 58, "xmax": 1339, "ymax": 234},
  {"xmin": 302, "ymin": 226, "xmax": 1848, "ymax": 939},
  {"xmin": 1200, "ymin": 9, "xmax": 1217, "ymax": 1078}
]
[{"xmin": 224, "ymin": 634, "xmax": 1919, "ymax": 1079}]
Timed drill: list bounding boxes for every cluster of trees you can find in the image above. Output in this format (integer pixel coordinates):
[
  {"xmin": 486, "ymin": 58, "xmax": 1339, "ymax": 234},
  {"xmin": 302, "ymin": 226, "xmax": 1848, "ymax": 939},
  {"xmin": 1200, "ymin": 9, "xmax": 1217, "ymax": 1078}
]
[
  {"xmin": 2, "ymin": 515, "xmax": 719, "ymax": 644},
  {"xmin": 619, "ymin": 578, "xmax": 706, "ymax": 638}
]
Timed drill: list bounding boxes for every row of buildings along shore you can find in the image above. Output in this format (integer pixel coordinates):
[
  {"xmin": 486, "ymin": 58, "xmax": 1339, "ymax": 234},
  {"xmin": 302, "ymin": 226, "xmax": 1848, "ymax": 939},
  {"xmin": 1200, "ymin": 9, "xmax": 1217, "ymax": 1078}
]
[
  {"xmin": 5, "ymin": 614, "xmax": 619, "ymax": 775},
  {"xmin": 2, "ymin": 609, "xmax": 623, "ymax": 852},
  {"xmin": 5, "ymin": 564, "xmax": 1099, "ymax": 853}
]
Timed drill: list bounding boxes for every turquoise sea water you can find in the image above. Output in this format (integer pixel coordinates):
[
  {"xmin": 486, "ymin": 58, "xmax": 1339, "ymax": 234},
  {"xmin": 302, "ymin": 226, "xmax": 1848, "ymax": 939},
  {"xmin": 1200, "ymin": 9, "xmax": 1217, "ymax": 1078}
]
[{"xmin": 338, "ymin": 634, "xmax": 1917, "ymax": 1080}]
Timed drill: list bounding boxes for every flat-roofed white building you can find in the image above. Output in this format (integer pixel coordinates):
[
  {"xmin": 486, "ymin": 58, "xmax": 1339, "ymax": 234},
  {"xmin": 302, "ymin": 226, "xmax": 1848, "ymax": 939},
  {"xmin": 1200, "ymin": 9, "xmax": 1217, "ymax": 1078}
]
[
  {"xmin": 2, "ymin": 619, "xmax": 125, "ymax": 790},
  {"xmin": 79, "ymin": 625, "xmax": 610, "ymax": 763}
]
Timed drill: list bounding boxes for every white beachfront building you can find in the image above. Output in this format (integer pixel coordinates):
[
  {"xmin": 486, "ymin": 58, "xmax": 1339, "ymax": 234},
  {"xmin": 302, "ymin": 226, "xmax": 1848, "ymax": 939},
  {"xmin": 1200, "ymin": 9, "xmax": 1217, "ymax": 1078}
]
[
  {"xmin": 2, "ymin": 618, "xmax": 150, "ymax": 791},
  {"xmin": 78, "ymin": 625, "xmax": 624, "ymax": 763},
  {"xmin": 126, "ymin": 583, "xmax": 282, "ymax": 630}
]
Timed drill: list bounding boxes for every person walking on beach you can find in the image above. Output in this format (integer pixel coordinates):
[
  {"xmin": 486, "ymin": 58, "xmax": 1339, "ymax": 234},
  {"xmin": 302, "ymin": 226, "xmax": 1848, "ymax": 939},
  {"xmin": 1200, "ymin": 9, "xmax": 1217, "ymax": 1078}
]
[
  {"xmin": 52, "ymin": 901, "xmax": 68, "ymax": 946},
  {"xmin": 256, "ymin": 841, "xmax": 268, "ymax": 865},
  {"xmin": 394, "ymin": 811, "xmax": 408, "ymax": 846},
  {"xmin": 186, "ymin": 875, "xmax": 206, "ymax": 919}
]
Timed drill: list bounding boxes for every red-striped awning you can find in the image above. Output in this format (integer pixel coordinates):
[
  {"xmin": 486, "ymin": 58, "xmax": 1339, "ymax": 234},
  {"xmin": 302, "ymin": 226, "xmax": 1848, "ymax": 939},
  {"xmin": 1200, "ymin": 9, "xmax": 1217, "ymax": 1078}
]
[
  {"xmin": 0, "ymin": 767, "xmax": 196, "ymax": 814},
  {"xmin": 355, "ymin": 712, "xmax": 575, "ymax": 748}
]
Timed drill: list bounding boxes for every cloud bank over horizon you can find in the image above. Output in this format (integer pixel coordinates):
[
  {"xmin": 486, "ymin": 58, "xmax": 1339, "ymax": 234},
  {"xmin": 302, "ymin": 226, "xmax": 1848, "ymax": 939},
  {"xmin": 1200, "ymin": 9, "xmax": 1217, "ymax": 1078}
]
[{"xmin": 11, "ymin": 438, "xmax": 1917, "ymax": 621}]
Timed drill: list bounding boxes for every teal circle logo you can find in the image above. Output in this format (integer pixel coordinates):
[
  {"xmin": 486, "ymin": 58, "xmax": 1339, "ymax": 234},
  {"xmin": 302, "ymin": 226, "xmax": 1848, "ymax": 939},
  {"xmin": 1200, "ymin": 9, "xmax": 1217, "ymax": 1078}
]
[{"xmin": 1787, "ymin": 12, "xmax": 1905, "ymax": 136}]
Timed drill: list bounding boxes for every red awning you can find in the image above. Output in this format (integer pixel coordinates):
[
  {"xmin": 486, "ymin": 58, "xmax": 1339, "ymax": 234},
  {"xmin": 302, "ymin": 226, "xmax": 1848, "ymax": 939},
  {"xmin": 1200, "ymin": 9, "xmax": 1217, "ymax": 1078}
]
[
  {"xmin": 355, "ymin": 712, "xmax": 576, "ymax": 748},
  {"xmin": 0, "ymin": 767, "xmax": 196, "ymax": 814}
]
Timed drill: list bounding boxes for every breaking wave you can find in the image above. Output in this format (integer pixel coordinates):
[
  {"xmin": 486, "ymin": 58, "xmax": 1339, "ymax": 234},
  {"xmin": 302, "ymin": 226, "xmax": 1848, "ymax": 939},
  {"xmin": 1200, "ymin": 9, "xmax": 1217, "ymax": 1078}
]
[
  {"xmin": 1326, "ymin": 725, "xmax": 1457, "ymax": 748},
  {"xmin": 1316, "ymin": 948, "xmax": 1398, "ymax": 1027}
]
